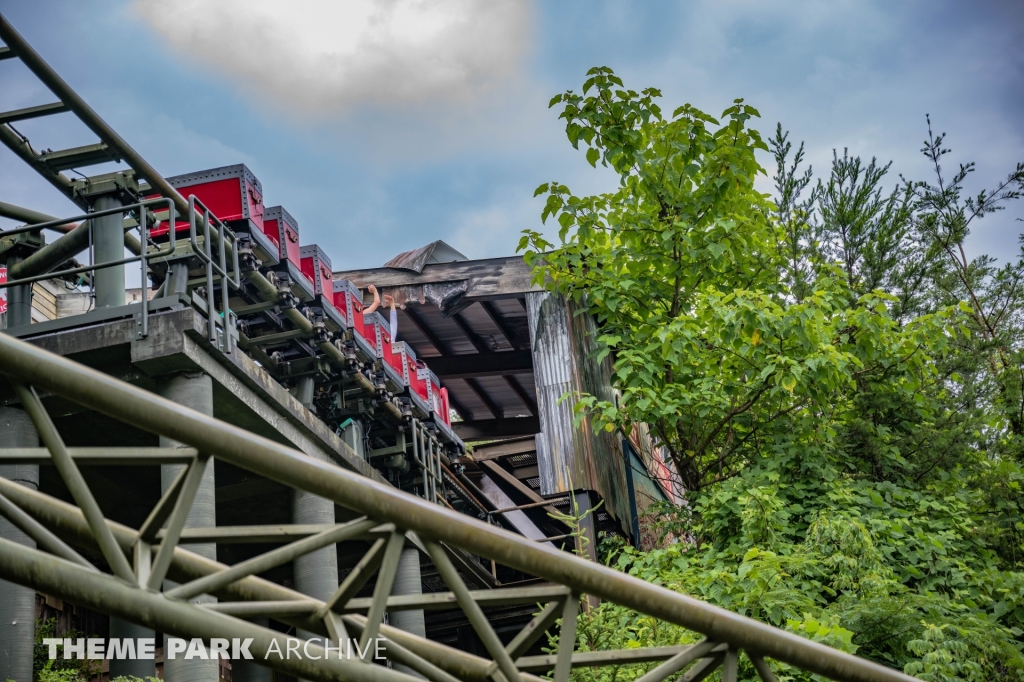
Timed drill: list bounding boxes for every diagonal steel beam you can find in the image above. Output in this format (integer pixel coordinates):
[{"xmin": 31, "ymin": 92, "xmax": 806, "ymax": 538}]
[
  {"xmin": 0, "ymin": 490, "xmax": 95, "ymax": 570},
  {"xmin": 137, "ymin": 463, "xmax": 190, "ymax": 544},
  {"xmin": 553, "ymin": 594, "xmax": 580, "ymax": 682},
  {"xmin": 750, "ymin": 654, "xmax": 779, "ymax": 682},
  {"xmin": 147, "ymin": 454, "xmax": 210, "ymax": 590},
  {"xmin": 507, "ymin": 600, "xmax": 562, "ymax": 661},
  {"xmin": 633, "ymin": 640, "xmax": 718, "ymax": 682},
  {"xmin": 323, "ymin": 610, "xmax": 350, "ymax": 651},
  {"xmin": 425, "ymin": 539, "xmax": 523, "ymax": 682},
  {"xmin": 359, "ymin": 532, "xmax": 407, "ymax": 659},
  {"xmin": 320, "ymin": 536, "xmax": 388, "ymax": 617},
  {"xmin": 13, "ymin": 382, "xmax": 136, "ymax": 583},
  {"xmin": 0, "ymin": 476, "xmax": 525, "ymax": 682},
  {"xmin": 681, "ymin": 654, "xmax": 723, "ymax": 682},
  {"xmin": 722, "ymin": 649, "xmax": 738, "ymax": 682},
  {"xmin": 343, "ymin": 614, "xmax": 462, "ymax": 682}
]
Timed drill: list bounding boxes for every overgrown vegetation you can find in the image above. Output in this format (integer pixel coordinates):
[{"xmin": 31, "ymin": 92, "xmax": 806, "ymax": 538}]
[
  {"xmin": 521, "ymin": 67, "xmax": 1024, "ymax": 680},
  {"xmin": 32, "ymin": 619, "xmax": 98, "ymax": 682}
]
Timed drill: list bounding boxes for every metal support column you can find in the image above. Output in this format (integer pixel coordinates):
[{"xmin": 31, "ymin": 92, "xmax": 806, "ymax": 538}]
[
  {"xmin": 165, "ymin": 261, "xmax": 190, "ymax": 297},
  {"xmin": 158, "ymin": 371, "xmax": 217, "ymax": 682},
  {"xmin": 0, "ymin": 406, "xmax": 39, "ymax": 682},
  {"xmin": 342, "ymin": 419, "xmax": 365, "ymax": 460},
  {"xmin": 91, "ymin": 195, "xmax": 125, "ymax": 309},
  {"xmin": 292, "ymin": 376, "xmax": 315, "ymax": 412},
  {"xmin": 292, "ymin": 490, "xmax": 338, "ymax": 646},
  {"xmin": 4, "ymin": 253, "xmax": 33, "ymax": 329}
]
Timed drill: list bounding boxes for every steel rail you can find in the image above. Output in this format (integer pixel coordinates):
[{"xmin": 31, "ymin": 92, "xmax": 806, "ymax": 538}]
[
  {"xmin": 0, "ymin": 124, "xmax": 80, "ymax": 207},
  {"xmin": 0, "ymin": 332, "xmax": 914, "ymax": 682},
  {"xmin": 0, "ymin": 446, "xmax": 197, "ymax": 465},
  {"xmin": 0, "ymin": 201, "xmax": 76, "ymax": 233},
  {"xmin": 0, "ymin": 202, "xmax": 143, "ymax": 280},
  {"xmin": 0, "ymin": 16, "xmax": 183, "ymax": 222},
  {"xmin": 0, "ymin": 13, "xmax": 233, "ymax": 265}
]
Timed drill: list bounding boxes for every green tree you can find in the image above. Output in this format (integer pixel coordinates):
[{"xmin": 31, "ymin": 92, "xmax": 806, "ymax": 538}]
[
  {"xmin": 523, "ymin": 67, "xmax": 1024, "ymax": 679},
  {"xmin": 521, "ymin": 67, "xmax": 956, "ymax": 501}
]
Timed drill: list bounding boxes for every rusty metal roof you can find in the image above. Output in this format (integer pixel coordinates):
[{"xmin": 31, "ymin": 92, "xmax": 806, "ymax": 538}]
[{"xmin": 335, "ymin": 254, "xmax": 541, "ymax": 441}]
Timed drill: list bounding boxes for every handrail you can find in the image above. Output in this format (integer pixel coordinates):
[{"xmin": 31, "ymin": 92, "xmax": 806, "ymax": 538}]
[
  {"xmin": 0, "ymin": 201, "xmax": 143, "ymax": 280},
  {"xmin": 0, "ymin": 197, "xmax": 176, "ymax": 338},
  {"xmin": 188, "ymin": 195, "xmax": 240, "ymax": 352}
]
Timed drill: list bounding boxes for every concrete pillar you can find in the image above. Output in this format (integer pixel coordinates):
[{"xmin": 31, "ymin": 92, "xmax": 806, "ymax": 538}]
[
  {"xmin": 230, "ymin": 618, "xmax": 272, "ymax": 682},
  {"xmin": 290, "ymin": 375, "xmax": 339, "ymax": 664},
  {"xmin": 0, "ymin": 407, "xmax": 39, "ymax": 682},
  {"xmin": 390, "ymin": 547, "xmax": 426, "ymax": 677},
  {"xmin": 108, "ymin": 619, "xmax": 157, "ymax": 679},
  {"xmin": 292, "ymin": 490, "xmax": 337, "ymax": 635},
  {"xmin": 159, "ymin": 372, "xmax": 218, "ymax": 682},
  {"xmin": 92, "ymin": 195, "xmax": 125, "ymax": 309}
]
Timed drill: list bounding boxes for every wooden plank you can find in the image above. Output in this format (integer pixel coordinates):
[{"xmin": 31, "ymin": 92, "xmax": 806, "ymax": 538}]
[
  {"xmin": 470, "ymin": 437, "xmax": 537, "ymax": 462},
  {"xmin": 32, "ymin": 283, "xmax": 58, "ymax": 320},
  {"xmin": 479, "ymin": 459, "xmax": 557, "ymax": 518}
]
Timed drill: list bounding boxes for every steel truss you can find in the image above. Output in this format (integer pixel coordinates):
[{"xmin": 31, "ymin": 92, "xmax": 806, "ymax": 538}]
[{"xmin": 0, "ymin": 330, "xmax": 914, "ymax": 682}]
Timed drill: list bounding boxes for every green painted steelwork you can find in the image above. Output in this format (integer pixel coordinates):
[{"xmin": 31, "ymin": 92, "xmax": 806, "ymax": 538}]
[{"xmin": 0, "ymin": 326, "xmax": 917, "ymax": 682}]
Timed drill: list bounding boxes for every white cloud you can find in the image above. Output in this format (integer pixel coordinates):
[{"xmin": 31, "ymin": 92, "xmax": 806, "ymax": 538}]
[{"xmin": 132, "ymin": 0, "xmax": 532, "ymax": 118}]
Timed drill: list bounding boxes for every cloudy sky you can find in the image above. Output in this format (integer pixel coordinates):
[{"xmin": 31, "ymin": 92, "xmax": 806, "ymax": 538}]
[{"xmin": 0, "ymin": 0, "xmax": 1022, "ymax": 269}]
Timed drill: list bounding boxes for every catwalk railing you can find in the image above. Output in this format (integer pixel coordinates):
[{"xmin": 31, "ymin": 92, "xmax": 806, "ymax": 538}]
[{"xmin": 0, "ymin": 331, "xmax": 918, "ymax": 682}]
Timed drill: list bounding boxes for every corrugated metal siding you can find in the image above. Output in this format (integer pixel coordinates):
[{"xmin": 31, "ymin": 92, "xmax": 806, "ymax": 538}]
[{"xmin": 528, "ymin": 291, "xmax": 633, "ymax": 528}]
